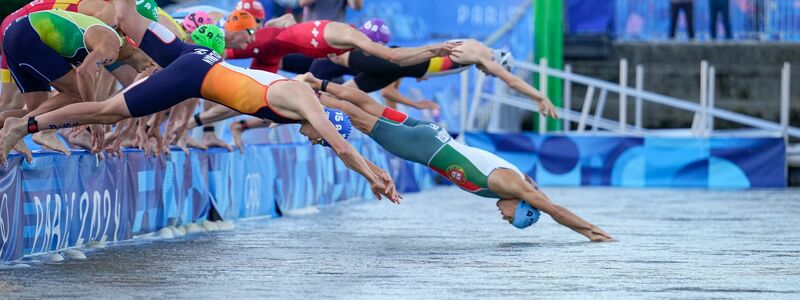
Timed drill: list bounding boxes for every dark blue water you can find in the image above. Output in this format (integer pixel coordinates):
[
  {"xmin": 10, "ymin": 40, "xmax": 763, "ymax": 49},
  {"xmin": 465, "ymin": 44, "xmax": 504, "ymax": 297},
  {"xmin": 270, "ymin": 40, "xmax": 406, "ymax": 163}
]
[{"xmin": 1, "ymin": 187, "xmax": 799, "ymax": 299}]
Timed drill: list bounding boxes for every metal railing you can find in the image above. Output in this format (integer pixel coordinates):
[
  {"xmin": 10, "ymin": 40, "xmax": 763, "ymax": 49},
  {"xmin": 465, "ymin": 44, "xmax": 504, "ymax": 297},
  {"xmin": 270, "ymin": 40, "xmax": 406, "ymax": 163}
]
[
  {"xmin": 459, "ymin": 58, "xmax": 798, "ymax": 141},
  {"xmin": 615, "ymin": 0, "xmax": 800, "ymax": 41}
]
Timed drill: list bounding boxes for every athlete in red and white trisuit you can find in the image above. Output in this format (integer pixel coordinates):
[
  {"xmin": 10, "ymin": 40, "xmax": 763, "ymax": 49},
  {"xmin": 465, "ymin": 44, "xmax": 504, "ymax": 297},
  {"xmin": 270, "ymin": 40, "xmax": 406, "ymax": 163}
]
[{"xmin": 225, "ymin": 20, "xmax": 458, "ymax": 73}]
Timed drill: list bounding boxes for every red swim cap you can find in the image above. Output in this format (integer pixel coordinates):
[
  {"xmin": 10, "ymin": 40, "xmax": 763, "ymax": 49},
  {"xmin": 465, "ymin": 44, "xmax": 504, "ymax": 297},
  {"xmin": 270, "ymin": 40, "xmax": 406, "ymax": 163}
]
[{"xmin": 235, "ymin": 0, "xmax": 265, "ymax": 19}]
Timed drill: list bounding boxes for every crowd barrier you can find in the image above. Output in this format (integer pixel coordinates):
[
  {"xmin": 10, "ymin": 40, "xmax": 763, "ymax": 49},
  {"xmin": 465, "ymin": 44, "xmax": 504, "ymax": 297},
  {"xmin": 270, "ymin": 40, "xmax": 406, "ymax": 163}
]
[
  {"xmin": 0, "ymin": 138, "xmax": 436, "ymax": 262},
  {"xmin": 466, "ymin": 132, "xmax": 786, "ymax": 188}
]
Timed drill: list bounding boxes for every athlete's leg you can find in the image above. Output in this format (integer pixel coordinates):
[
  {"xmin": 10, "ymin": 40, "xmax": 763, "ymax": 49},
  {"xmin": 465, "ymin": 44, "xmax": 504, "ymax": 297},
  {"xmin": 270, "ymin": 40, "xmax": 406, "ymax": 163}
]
[
  {"xmin": 351, "ymin": 72, "xmax": 396, "ymax": 93},
  {"xmin": 488, "ymin": 169, "xmax": 613, "ymax": 242},
  {"xmin": 114, "ymin": 0, "xmax": 152, "ymax": 45},
  {"xmin": 325, "ymin": 22, "xmax": 452, "ymax": 66},
  {"xmin": 0, "ymin": 82, "xmax": 23, "ymax": 112},
  {"xmin": 300, "ymin": 73, "xmax": 385, "ymax": 116},
  {"xmin": 0, "ymin": 92, "xmax": 130, "ymax": 159},
  {"xmin": 447, "ymin": 39, "xmax": 489, "ymax": 66},
  {"xmin": 229, "ymin": 118, "xmax": 272, "ymax": 152},
  {"xmin": 0, "ymin": 110, "xmax": 27, "ymax": 127},
  {"xmin": 96, "ymin": 68, "xmax": 120, "ymax": 99}
]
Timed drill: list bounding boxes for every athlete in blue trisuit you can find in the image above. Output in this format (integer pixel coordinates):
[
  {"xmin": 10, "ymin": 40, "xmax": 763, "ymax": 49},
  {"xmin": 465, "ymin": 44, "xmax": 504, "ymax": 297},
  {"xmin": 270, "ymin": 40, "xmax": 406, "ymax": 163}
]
[{"xmin": 293, "ymin": 73, "xmax": 612, "ymax": 242}]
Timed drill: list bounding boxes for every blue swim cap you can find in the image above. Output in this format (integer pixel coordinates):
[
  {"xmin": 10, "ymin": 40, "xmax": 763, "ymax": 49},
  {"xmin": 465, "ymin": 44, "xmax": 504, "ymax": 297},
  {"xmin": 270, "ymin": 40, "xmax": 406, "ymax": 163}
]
[
  {"xmin": 320, "ymin": 108, "xmax": 352, "ymax": 147},
  {"xmin": 512, "ymin": 201, "xmax": 541, "ymax": 229}
]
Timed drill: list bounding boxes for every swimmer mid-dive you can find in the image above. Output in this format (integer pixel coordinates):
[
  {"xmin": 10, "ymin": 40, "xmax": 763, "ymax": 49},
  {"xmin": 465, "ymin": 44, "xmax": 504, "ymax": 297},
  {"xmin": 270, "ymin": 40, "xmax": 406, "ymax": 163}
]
[
  {"xmin": 328, "ymin": 39, "xmax": 558, "ymax": 118},
  {"xmin": 0, "ymin": 0, "xmax": 401, "ymax": 203},
  {"xmin": 297, "ymin": 73, "xmax": 613, "ymax": 242},
  {"xmin": 225, "ymin": 17, "xmax": 460, "ymax": 73}
]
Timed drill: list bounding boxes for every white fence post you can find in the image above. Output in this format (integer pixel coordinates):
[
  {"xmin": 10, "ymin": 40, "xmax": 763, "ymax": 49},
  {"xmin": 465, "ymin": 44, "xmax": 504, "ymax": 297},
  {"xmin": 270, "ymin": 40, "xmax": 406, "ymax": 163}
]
[
  {"xmin": 635, "ymin": 64, "xmax": 644, "ymax": 133},
  {"xmin": 593, "ymin": 89, "xmax": 608, "ymax": 132},
  {"xmin": 781, "ymin": 62, "xmax": 791, "ymax": 138},
  {"xmin": 467, "ymin": 71, "xmax": 487, "ymax": 133},
  {"xmin": 564, "ymin": 64, "xmax": 572, "ymax": 132},
  {"xmin": 693, "ymin": 60, "xmax": 709, "ymax": 136},
  {"xmin": 538, "ymin": 58, "xmax": 548, "ymax": 134},
  {"xmin": 708, "ymin": 66, "xmax": 716, "ymax": 134},
  {"xmin": 619, "ymin": 59, "xmax": 628, "ymax": 133},
  {"xmin": 458, "ymin": 70, "xmax": 469, "ymax": 143},
  {"xmin": 577, "ymin": 86, "xmax": 595, "ymax": 133}
]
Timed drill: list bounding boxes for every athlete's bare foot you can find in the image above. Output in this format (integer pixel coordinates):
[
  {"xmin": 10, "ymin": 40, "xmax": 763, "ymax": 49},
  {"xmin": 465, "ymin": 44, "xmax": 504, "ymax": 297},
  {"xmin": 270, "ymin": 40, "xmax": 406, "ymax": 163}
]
[
  {"xmin": 202, "ymin": 132, "xmax": 232, "ymax": 151},
  {"xmin": 32, "ymin": 131, "xmax": 71, "ymax": 156},
  {"xmin": 173, "ymin": 135, "xmax": 205, "ymax": 155},
  {"xmin": 229, "ymin": 121, "xmax": 246, "ymax": 153},
  {"xmin": 65, "ymin": 129, "xmax": 93, "ymax": 150},
  {"xmin": 298, "ymin": 72, "xmax": 317, "ymax": 85},
  {"xmin": 120, "ymin": 138, "xmax": 137, "ymax": 148},
  {"xmin": 0, "ymin": 117, "xmax": 31, "ymax": 164},
  {"xmin": 12, "ymin": 139, "xmax": 33, "ymax": 163}
]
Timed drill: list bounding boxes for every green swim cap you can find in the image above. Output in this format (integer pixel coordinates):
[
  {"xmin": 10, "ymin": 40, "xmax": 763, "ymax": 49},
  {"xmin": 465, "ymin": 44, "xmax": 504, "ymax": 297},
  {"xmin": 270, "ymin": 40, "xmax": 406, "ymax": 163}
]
[
  {"xmin": 191, "ymin": 24, "xmax": 226, "ymax": 55},
  {"xmin": 136, "ymin": 0, "xmax": 159, "ymax": 22}
]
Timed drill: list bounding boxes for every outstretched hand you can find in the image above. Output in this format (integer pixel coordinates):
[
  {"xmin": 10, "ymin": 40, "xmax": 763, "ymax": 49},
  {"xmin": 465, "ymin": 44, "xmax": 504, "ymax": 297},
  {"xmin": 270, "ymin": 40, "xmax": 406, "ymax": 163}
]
[
  {"xmin": 537, "ymin": 97, "xmax": 559, "ymax": 119},
  {"xmin": 379, "ymin": 172, "xmax": 402, "ymax": 204},
  {"xmin": 587, "ymin": 225, "xmax": 616, "ymax": 242}
]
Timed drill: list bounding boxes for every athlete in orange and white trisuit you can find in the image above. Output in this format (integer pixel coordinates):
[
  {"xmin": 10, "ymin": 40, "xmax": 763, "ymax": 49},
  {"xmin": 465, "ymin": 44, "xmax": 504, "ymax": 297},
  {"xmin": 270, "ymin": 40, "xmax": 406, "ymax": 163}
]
[{"xmin": 0, "ymin": 0, "xmax": 402, "ymax": 203}]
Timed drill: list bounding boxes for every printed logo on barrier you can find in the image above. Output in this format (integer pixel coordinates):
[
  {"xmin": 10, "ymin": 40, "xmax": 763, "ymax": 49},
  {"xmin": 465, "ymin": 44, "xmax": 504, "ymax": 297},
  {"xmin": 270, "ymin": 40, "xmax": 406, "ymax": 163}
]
[
  {"xmin": 244, "ymin": 173, "xmax": 261, "ymax": 216},
  {"xmin": 26, "ymin": 190, "xmax": 122, "ymax": 255},
  {"xmin": 446, "ymin": 165, "xmax": 466, "ymax": 185},
  {"xmin": 0, "ymin": 193, "xmax": 9, "ymax": 259}
]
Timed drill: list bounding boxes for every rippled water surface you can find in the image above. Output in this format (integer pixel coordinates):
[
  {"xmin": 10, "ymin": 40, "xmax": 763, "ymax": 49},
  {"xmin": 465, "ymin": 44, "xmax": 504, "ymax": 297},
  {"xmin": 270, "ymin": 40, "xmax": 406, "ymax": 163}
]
[{"xmin": 1, "ymin": 187, "xmax": 799, "ymax": 299}]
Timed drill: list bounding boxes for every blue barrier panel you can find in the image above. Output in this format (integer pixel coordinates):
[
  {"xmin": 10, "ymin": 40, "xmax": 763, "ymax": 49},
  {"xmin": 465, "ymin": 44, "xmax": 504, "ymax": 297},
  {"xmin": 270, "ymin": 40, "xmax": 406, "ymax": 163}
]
[
  {"xmin": 465, "ymin": 132, "xmax": 786, "ymax": 188},
  {"xmin": 0, "ymin": 139, "xmax": 435, "ymax": 262}
]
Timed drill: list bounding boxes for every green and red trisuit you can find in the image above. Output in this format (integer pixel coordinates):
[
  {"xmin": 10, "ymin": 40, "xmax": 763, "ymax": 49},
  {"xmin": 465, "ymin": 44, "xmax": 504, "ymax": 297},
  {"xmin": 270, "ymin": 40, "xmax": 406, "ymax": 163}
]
[{"xmin": 369, "ymin": 108, "xmax": 524, "ymax": 198}]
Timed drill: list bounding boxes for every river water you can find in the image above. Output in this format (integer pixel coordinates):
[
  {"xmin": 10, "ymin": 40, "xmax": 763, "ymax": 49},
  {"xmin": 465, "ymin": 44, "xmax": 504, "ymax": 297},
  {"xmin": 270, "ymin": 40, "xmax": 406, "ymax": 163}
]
[{"xmin": 1, "ymin": 186, "xmax": 799, "ymax": 299}]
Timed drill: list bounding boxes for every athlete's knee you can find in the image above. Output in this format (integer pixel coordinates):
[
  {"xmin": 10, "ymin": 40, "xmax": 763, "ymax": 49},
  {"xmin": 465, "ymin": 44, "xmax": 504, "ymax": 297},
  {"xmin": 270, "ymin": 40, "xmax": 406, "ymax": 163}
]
[{"xmin": 95, "ymin": 99, "xmax": 130, "ymax": 123}]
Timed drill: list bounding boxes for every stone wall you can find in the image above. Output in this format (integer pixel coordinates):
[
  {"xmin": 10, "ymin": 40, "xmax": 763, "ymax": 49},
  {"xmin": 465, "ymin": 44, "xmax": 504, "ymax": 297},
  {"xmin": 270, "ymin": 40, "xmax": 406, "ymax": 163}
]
[{"xmin": 564, "ymin": 42, "xmax": 800, "ymax": 130}]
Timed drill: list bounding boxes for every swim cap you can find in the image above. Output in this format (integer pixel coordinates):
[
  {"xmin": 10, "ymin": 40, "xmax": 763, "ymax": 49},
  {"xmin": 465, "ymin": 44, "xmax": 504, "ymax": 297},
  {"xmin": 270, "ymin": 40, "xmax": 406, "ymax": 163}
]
[
  {"xmin": 183, "ymin": 11, "xmax": 214, "ymax": 34},
  {"xmin": 320, "ymin": 108, "xmax": 352, "ymax": 147},
  {"xmin": 191, "ymin": 25, "xmax": 226, "ymax": 55},
  {"xmin": 224, "ymin": 10, "xmax": 257, "ymax": 32},
  {"xmin": 491, "ymin": 49, "xmax": 514, "ymax": 72},
  {"xmin": 511, "ymin": 201, "xmax": 541, "ymax": 229},
  {"xmin": 136, "ymin": 0, "xmax": 160, "ymax": 22},
  {"xmin": 359, "ymin": 18, "xmax": 391, "ymax": 44},
  {"xmin": 235, "ymin": 0, "xmax": 265, "ymax": 20}
]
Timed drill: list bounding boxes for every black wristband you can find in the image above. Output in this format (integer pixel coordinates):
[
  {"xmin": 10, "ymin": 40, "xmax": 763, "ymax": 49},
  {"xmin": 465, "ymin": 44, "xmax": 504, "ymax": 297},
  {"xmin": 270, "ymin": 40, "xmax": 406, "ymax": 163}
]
[
  {"xmin": 203, "ymin": 126, "xmax": 215, "ymax": 132},
  {"xmin": 238, "ymin": 119, "xmax": 250, "ymax": 130},
  {"xmin": 320, "ymin": 80, "xmax": 330, "ymax": 92},
  {"xmin": 193, "ymin": 113, "xmax": 203, "ymax": 126},
  {"xmin": 27, "ymin": 117, "xmax": 39, "ymax": 133}
]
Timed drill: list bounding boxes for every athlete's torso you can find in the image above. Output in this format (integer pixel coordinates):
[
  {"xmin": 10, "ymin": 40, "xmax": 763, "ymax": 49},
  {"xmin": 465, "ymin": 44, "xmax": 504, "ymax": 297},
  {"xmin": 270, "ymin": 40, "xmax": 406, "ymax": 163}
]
[
  {"xmin": 276, "ymin": 20, "xmax": 352, "ymax": 58},
  {"xmin": 27, "ymin": 10, "xmax": 120, "ymax": 65},
  {"xmin": 369, "ymin": 109, "xmax": 522, "ymax": 198},
  {"xmin": 200, "ymin": 61, "xmax": 298, "ymax": 123}
]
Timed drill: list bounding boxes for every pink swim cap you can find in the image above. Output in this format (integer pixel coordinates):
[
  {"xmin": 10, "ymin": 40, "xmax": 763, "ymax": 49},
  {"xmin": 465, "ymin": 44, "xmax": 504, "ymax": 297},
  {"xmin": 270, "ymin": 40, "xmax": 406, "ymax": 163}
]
[
  {"xmin": 359, "ymin": 18, "xmax": 391, "ymax": 44},
  {"xmin": 183, "ymin": 11, "xmax": 214, "ymax": 34}
]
